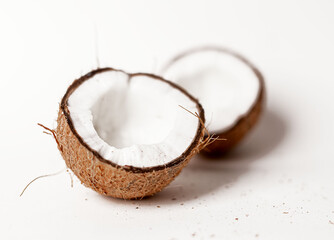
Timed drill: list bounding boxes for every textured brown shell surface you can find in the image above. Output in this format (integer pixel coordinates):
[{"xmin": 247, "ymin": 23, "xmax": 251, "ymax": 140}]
[
  {"xmin": 201, "ymin": 88, "xmax": 264, "ymax": 156},
  {"xmin": 56, "ymin": 109, "xmax": 202, "ymax": 199}
]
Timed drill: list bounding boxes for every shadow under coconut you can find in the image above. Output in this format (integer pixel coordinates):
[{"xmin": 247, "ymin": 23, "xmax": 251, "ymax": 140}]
[{"xmin": 98, "ymin": 109, "xmax": 287, "ymax": 206}]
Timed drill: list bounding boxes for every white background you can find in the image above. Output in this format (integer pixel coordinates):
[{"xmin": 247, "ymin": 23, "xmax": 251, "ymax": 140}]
[{"xmin": 1, "ymin": 0, "xmax": 334, "ymax": 239}]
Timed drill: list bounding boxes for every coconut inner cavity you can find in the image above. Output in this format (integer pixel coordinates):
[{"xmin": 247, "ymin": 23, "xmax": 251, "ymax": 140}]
[
  {"xmin": 162, "ymin": 49, "xmax": 260, "ymax": 133},
  {"xmin": 67, "ymin": 70, "xmax": 199, "ymax": 168}
]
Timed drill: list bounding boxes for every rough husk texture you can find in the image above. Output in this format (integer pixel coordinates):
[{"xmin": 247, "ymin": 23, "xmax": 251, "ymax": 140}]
[
  {"xmin": 55, "ymin": 69, "xmax": 205, "ymax": 199},
  {"xmin": 56, "ymin": 111, "xmax": 204, "ymax": 199}
]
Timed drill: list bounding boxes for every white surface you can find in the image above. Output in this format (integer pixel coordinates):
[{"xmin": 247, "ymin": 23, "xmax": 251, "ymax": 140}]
[
  {"xmin": 68, "ymin": 70, "xmax": 199, "ymax": 168},
  {"xmin": 1, "ymin": 0, "xmax": 334, "ymax": 239},
  {"xmin": 161, "ymin": 48, "xmax": 260, "ymax": 133}
]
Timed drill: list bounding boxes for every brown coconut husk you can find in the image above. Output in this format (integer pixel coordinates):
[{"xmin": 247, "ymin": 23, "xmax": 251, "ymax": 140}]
[{"xmin": 56, "ymin": 68, "xmax": 206, "ymax": 199}]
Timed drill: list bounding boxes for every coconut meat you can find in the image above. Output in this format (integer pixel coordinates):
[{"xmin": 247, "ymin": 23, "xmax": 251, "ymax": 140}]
[
  {"xmin": 67, "ymin": 71, "xmax": 199, "ymax": 168},
  {"xmin": 162, "ymin": 49, "xmax": 260, "ymax": 133}
]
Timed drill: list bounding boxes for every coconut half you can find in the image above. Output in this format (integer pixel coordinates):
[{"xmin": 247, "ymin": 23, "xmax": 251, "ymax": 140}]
[
  {"xmin": 160, "ymin": 47, "xmax": 265, "ymax": 155},
  {"xmin": 56, "ymin": 68, "xmax": 205, "ymax": 199}
]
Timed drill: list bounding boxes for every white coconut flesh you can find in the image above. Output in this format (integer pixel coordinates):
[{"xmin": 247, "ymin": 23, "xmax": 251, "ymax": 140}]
[
  {"xmin": 67, "ymin": 70, "xmax": 200, "ymax": 168},
  {"xmin": 161, "ymin": 49, "xmax": 260, "ymax": 133}
]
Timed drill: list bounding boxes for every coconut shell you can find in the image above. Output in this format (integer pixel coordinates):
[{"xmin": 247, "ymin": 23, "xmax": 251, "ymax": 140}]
[
  {"xmin": 201, "ymin": 81, "xmax": 264, "ymax": 156},
  {"xmin": 56, "ymin": 68, "xmax": 205, "ymax": 199},
  {"xmin": 161, "ymin": 47, "xmax": 265, "ymax": 156}
]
